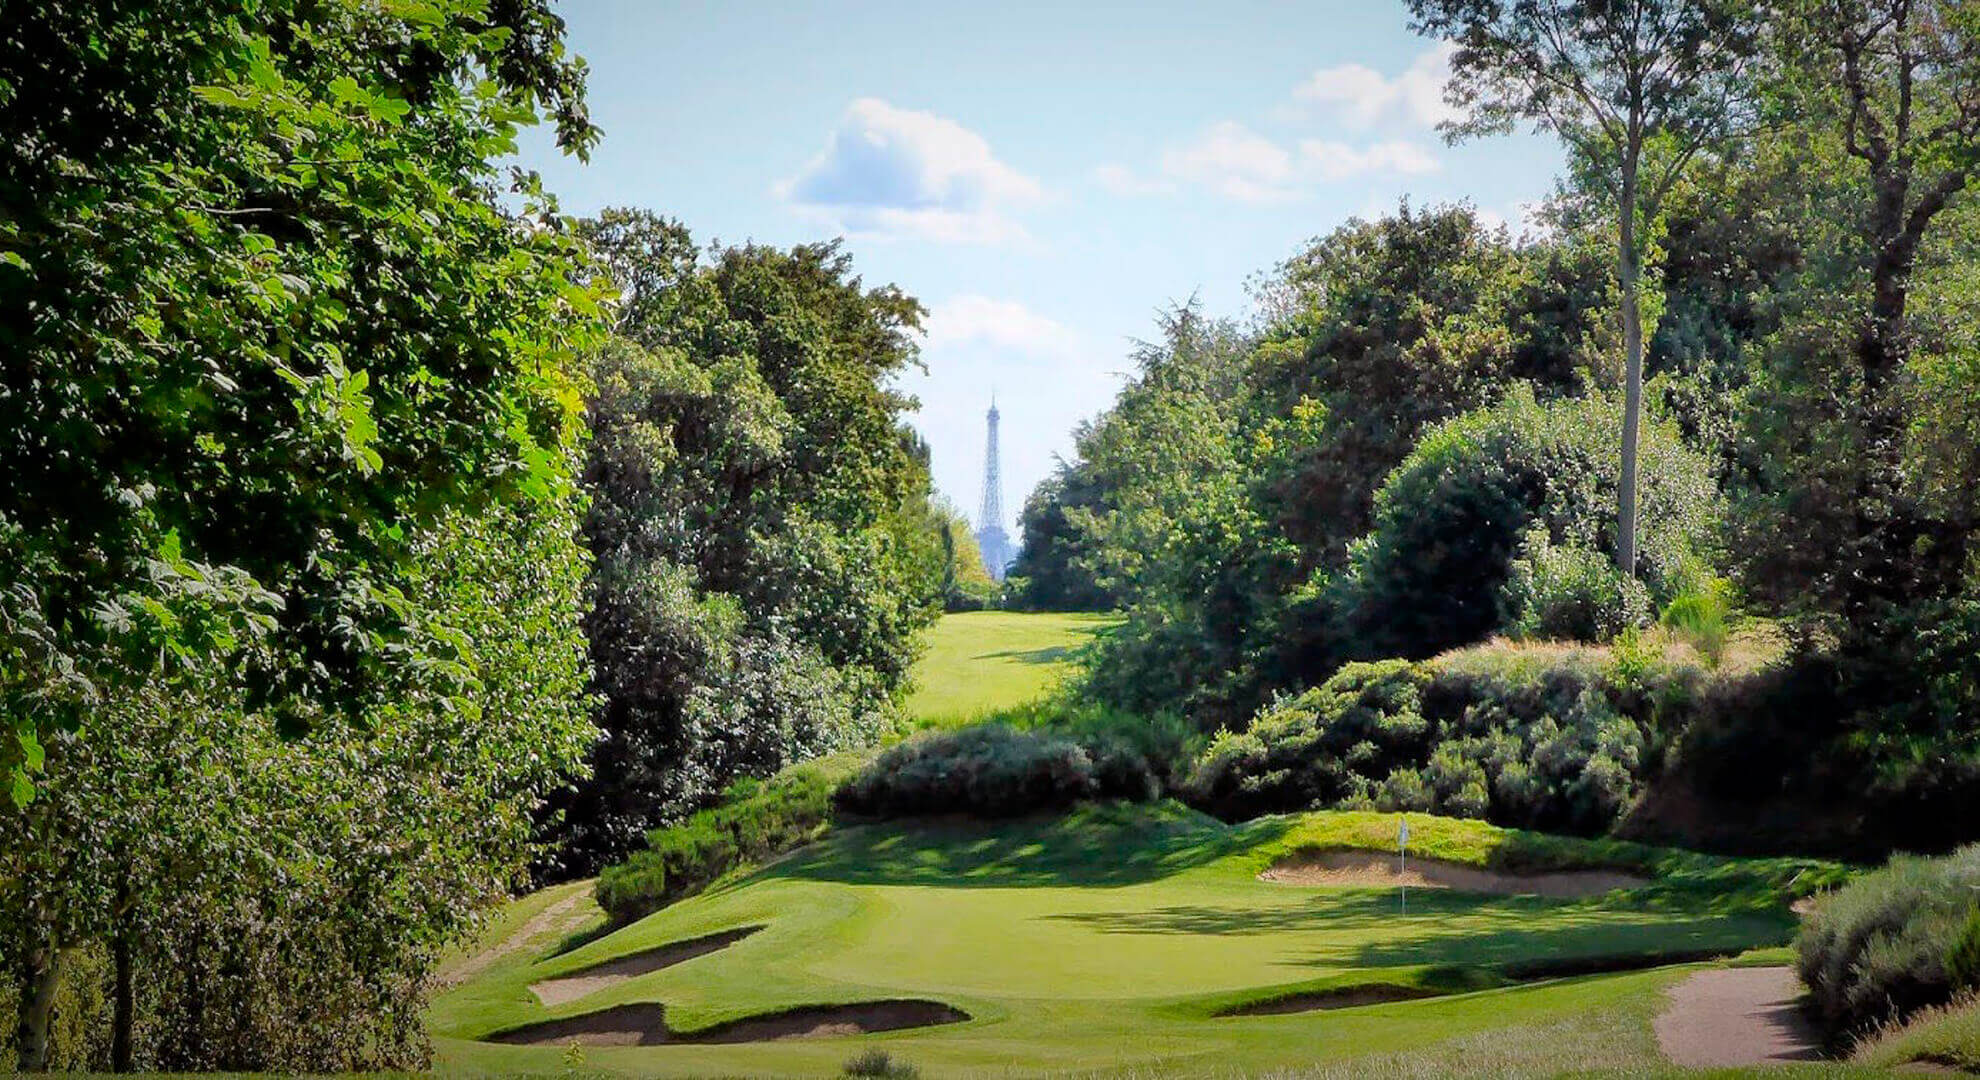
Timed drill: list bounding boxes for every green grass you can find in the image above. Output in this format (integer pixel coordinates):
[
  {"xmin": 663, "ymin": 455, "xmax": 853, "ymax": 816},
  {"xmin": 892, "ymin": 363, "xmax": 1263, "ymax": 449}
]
[
  {"xmin": 903, "ymin": 611, "xmax": 1117, "ymax": 725},
  {"xmin": 431, "ymin": 804, "xmax": 1845, "ymax": 1077}
]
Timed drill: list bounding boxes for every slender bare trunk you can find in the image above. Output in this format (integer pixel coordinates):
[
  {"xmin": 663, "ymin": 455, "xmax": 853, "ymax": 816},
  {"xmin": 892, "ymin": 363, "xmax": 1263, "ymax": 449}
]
[{"xmin": 1617, "ymin": 154, "xmax": 1644, "ymax": 579}]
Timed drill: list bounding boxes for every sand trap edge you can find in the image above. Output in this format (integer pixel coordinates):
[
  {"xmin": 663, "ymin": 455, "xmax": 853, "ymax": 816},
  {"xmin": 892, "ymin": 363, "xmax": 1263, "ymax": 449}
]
[
  {"xmin": 530, "ymin": 925, "xmax": 765, "ymax": 1007},
  {"xmin": 485, "ymin": 998, "xmax": 971, "ymax": 1047}
]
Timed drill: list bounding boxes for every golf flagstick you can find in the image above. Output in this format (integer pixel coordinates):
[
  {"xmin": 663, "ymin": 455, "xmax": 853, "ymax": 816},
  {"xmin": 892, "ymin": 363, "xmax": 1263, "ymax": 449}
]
[{"xmin": 1398, "ymin": 816, "xmax": 1409, "ymax": 913}]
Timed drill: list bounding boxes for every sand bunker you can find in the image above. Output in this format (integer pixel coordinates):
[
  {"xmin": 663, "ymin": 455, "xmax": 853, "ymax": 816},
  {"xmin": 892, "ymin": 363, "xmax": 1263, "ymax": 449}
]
[
  {"xmin": 487, "ymin": 1000, "xmax": 970, "ymax": 1047},
  {"xmin": 1655, "ymin": 966, "xmax": 1822, "ymax": 1067},
  {"xmin": 530, "ymin": 926, "xmax": 764, "ymax": 1007},
  {"xmin": 1261, "ymin": 850, "xmax": 1648, "ymax": 898},
  {"xmin": 1218, "ymin": 983, "xmax": 1441, "ymax": 1017}
]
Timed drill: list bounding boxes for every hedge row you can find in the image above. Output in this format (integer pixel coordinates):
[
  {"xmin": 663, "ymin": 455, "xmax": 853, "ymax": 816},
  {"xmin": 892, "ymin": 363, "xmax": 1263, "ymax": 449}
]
[{"xmin": 594, "ymin": 756, "xmax": 851, "ymax": 924}]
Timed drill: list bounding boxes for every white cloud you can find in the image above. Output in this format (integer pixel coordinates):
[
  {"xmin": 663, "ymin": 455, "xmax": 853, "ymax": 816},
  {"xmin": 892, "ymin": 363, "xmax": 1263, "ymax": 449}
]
[
  {"xmin": 1297, "ymin": 139, "xmax": 1442, "ymax": 181},
  {"xmin": 777, "ymin": 98, "xmax": 1042, "ymax": 245},
  {"xmin": 1161, "ymin": 122, "xmax": 1302, "ymax": 204},
  {"xmin": 1092, "ymin": 163, "xmax": 1175, "ymax": 197},
  {"xmin": 1294, "ymin": 42, "xmax": 1463, "ymax": 130},
  {"xmin": 1153, "ymin": 123, "xmax": 1442, "ymax": 203},
  {"xmin": 923, "ymin": 295, "xmax": 1083, "ymax": 359}
]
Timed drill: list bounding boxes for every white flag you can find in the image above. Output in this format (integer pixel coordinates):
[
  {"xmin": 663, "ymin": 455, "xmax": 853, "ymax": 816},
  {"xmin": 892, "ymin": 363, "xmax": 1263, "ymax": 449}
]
[{"xmin": 1399, "ymin": 817, "xmax": 1410, "ymax": 852}]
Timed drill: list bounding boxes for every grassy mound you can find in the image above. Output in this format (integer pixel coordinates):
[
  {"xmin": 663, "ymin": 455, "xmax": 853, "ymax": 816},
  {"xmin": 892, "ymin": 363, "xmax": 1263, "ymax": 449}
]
[{"xmin": 434, "ymin": 804, "xmax": 1842, "ymax": 1077}]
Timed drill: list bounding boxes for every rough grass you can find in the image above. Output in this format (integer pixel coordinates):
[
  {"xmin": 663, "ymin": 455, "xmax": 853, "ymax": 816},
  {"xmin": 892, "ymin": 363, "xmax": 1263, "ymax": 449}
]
[
  {"xmin": 431, "ymin": 805, "xmax": 1844, "ymax": 1077},
  {"xmin": 1850, "ymin": 991, "xmax": 1980, "ymax": 1071},
  {"xmin": 903, "ymin": 611, "xmax": 1117, "ymax": 726}
]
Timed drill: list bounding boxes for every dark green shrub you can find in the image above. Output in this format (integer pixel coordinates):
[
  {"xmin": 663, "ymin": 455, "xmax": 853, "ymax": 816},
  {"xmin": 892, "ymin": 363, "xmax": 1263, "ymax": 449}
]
[
  {"xmin": 1184, "ymin": 643, "xmax": 1686, "ymax": 834},
  {"xmin": 1502, "ymin": 530, "xmax": 1652, "ymax": 642},
  {"xmin": 1002, "ymin": 697, "xmax": 1198, "ymax": 794},
  {"xmin": 835, "ymin": 724, "xmax": 1158, "ymax": 819},
  {"xmin": 1797, "ymin": 845, "xmax": 1980, "ymax": 1037},
  {"xmin": 1333, "ymin": 387, "xmax": 1719, "ymax": 661},
  {"xmin": 1183, "ymin": 660, "xmax": 1433, "ymax": 821},
  {"xmin": 594, "ymin": 757, "xmax": 850, "ymax": 924},
  {"xmin": 844, "ymin": 1049, "xmax": 918, "ymax": 1079}
]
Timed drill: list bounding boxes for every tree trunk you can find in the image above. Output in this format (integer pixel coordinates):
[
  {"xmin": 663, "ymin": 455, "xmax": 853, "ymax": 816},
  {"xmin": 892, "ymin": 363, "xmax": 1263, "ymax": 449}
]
[
  {"xmin": 112, "ymin": 882, "xmax": 135, "ymax": 1072},
  {"xmin": 13, "ymin": 933, "xmax": 63, "ymax": 1072},
  {"xmin": 1617, "ymin": 157, "xmax": 1644, "ymax": 579}
]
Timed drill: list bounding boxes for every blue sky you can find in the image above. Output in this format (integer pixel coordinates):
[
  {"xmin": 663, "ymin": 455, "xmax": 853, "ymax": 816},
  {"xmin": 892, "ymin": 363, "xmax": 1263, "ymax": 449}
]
[{"xmin": 515, "ymin": 0, "xmax": 1564, "ymax": 538}]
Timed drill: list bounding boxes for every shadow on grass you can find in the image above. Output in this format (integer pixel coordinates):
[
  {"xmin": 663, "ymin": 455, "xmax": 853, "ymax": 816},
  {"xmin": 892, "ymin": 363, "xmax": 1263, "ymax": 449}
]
[
  {"xmin": 546, "ymin": 919, "xmax": 615, "ymax": 959},
  {"xmin": 1041, "ymin": 889, "xmax": 1630, "ymax": 938},
  {"xmin": 763, "ymin": 804, "xmax": 1290, "ymax": 889},
  {"xmin": 1041, "ymin": 888, "xmax": 1784, "ymax": 972},
  {"xmin": 974, "ymin": 645, "xmax": 1076, "ymax": 664},
  {"xmin": 1334, "ymin": 916, "xmax": 1790, "ymax": 971}
]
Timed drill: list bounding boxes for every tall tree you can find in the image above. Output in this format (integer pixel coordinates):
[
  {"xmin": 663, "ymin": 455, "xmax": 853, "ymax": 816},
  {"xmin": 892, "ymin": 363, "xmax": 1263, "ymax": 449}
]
[
  {"xmin": 1408, "ymin": 0, "xmax": 1756, "ymax": 576},
  {"xmin": 543, "ymin": 211, "xmax": 941, "ymax": 876},
  {"xmin": 0, "ymin": 0, "xmax": 597, "ymax": 1067},
  {"xmin": 1771, "ymin": 0, "xmax": 1980, "ymax": 620}
]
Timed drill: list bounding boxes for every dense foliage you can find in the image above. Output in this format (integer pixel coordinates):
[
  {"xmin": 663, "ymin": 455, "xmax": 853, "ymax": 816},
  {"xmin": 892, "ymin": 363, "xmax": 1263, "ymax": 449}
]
[
  {"xmin": 541, "ymin": 211, "xmax": 946, "ymax": 876},
  {"xmin": 1332, "ymin": 389, "xmax": 1718, "ymax": 661},
  {"xmin": 1015, "ymin": 2, "xmax": 1980, "ymax": 857},
  {"xmin": 836, "ymin": 724, "xmax": 1160, "ymax": 820},
  {"xmin": 0, "ymin": 0, "xmax": 606, "ymax": 1070},
  {"xmin": 594, "ymin": 756, "xmax": 854, "ymax": 925},
  {"xmin": 1184, "ymin": 640, "xmax": 1703, "ymax": 835},
  {"xmin": 1798, "ymin": 845, "xmax": 1980, "ymax": 1038}
]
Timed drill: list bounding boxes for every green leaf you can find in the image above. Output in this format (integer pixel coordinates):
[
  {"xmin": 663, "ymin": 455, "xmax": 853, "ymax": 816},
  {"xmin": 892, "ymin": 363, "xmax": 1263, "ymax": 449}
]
[
  {"xmin": 192, "ymin": 84, "xmax": 257, "ymax": 109},
  {"xmin": 381, "ymin": 0, "xmax": 447, "ymax": 26},
  {"xmin": 327, "ymin": 75, "xmax": 367, "ymax": 106}
]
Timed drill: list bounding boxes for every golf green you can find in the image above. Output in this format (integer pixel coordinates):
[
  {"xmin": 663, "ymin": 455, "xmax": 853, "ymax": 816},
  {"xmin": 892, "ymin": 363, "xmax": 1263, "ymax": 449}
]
[{"xmin": 430, "ymin": 804, "xmax": 1836, "ymax": 1077}]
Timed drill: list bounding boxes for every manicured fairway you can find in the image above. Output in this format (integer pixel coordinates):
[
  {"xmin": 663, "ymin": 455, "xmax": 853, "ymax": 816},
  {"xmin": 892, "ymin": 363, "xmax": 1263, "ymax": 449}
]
[
  {"xmin": 903, "ymin": 611, "xmax": 1117, "ymax": 724},
  {"xmin": 430, "ymin": 805, "xmax": 1841, "ymax": 1077}
]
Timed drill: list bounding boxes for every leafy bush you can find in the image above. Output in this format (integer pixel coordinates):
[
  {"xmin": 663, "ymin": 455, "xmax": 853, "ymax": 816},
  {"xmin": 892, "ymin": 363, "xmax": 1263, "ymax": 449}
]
[
  {"xmin": 595, "ymin": 757, "xmax": 852, "ymax": 924},
  {"xmin": 1798, "ymin": 845, "xmax": 1980, "ymax": 1037},
  {"xmin": 1185, "ymin": 641, "xmax": 1698, "ymax": 833},
  {"xmin": 1333, "ymin": 387, "xmax": 1721, "ymax": 661},
  {"xmin": 844, "ymin": 1049, "xmax": 919, "ymax": 1079},
  {"xmin": 1502, "ymin": 530, "xmax": 1652, "ymax": 642},
  {"xmin": 999, "ymin": 697, "xmax": 1198, "ymax": 797},
  {"xmin": 835, "ymin": 724, "xmax": 1159, "ymax": 819}
]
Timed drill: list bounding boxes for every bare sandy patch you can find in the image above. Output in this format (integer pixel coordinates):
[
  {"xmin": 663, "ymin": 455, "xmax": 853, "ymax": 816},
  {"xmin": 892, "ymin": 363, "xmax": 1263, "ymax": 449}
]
[
  {"xmin": 1261, "ymin": 850, "xmax": 1648, "ymax": 898},
  {"xmin": 436, "ymin": 888, "xmax": 595, "ymax": 990},
  {"xmin": 1656, "ymin": 966, "xmax": 1822, "ymax": 1067},
  {"xmin": 486, "ymin": 999, "xmax": 969, "ymax": 1047},
  {"xmin": 530, "ymin": 925, "xmax": 763, "ymax": 1007}
]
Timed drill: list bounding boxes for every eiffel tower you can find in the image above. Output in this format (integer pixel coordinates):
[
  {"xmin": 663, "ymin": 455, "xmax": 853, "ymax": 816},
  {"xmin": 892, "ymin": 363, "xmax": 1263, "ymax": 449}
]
[{"xmin": 974, "ymin": 398, "xmax": 1014, "ymax": 581}]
